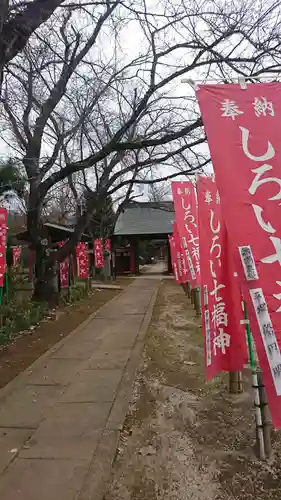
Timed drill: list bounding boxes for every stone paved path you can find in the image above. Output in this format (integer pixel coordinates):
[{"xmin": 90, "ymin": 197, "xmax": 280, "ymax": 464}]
[{"xmin": 0, "ymin": 278, "xmax": 160, "ymax": 500}]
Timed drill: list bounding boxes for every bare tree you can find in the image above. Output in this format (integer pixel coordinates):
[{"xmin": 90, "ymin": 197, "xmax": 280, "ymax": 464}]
[
  {"xmin": 1, "ymin": 0, "xmax": 281, "ymax": 299},
  {"xmin": 41, "ymin": 181, "xmax": 77, "ymax": 223},
  {"xmin": 0, "ymin": 0, "xmax": 67, "ymax": 85},
  {"xmin": 0, "ymin": 0, "xmax": 122, "ymax": 86},
  {"xmin": 148, "ymin": 183, "xmax": 171, "ymax": 203}
]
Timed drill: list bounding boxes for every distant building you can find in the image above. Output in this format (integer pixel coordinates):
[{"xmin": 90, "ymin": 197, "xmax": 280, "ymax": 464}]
[{"xmin": 113, "ymin": 201, "xmax": 175, "ymax": 274}]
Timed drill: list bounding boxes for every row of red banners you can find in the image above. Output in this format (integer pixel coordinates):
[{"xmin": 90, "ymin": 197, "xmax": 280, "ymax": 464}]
[
  {"xmin": 63, "ymin": 238, "xmax": 110, "ymax": 281},
  {"xmin": 170, "ymin": 82, "xmax": 281, "ymax": 428},
  {"xmin": 17, "ymin": 239, "xmax": 111, "ymax": 284},
  {"xmin": 58, "ymin": 241, "xmax": 69, "ymax": 288}
]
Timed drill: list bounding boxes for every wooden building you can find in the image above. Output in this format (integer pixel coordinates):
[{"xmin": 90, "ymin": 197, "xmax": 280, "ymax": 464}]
[{"xmin": 113, "ymin": 201, "xmax": 175, "ymax": 274}]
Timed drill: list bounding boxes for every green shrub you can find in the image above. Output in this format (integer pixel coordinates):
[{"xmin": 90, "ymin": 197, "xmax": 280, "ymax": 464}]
[
  {"xmin": 0, "ymin": 281, "xmax": 90, "ymax": 345},
  {"xmin": 0, "ymin": 301, "xmax": 47, "ymax": 345},
  {"xmin": 68, "ymin": 282, "xmax": 87, "ymax": 303}
]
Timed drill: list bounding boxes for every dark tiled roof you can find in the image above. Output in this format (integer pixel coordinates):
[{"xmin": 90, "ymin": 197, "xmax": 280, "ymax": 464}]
[{"xmin": 114, "ymin": 201, "xmax": 174, "ymax": 236}]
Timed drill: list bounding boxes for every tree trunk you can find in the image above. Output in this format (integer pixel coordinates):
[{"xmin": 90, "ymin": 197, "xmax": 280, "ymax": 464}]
[
  {"xmin": 27, "ymin": 183, "xmax": 104, "ymax": 303},
  {"xmin": 33, "ymin": 257, "xmax": 59, "ymax": 305},
  {"xmin": 26, "ymin": 186, "xmax": 59, "ymax": 304},
  {"xmin": 31, "ymin": 234, "xmax": 59, "ymax": 304}
]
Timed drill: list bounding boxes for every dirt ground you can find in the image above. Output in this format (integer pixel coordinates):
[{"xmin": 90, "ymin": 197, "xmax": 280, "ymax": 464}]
[
  {"xmin": 0, "ymin": 280, "xmax": 130, "ymax": 390},
  {"xmin": 106, "ymin": 280, "xmax": 281, "ymax": 500}
]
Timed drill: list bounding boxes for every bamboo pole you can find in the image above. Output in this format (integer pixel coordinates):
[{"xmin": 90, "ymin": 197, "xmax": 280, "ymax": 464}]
[
  {"xmin": 242, "ymin": 300, "xmax": 266, "ymax": 461},
  {"xmin": 257, "ymin": 371, "xmax": 272, "ymax": 458}
]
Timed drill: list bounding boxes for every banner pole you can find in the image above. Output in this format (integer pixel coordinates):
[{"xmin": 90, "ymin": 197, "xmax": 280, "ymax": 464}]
[
  {"xmin": 257, "ymin": 371, "xmax": 272, "ymax": 458},
  {"xmin": 242, "ymin": 300, "xmax": 266, "ymax": 460}
]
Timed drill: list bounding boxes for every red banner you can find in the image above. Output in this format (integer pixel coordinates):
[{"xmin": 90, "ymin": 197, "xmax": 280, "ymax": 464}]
[
  {"xmin": 197, "ymin": 175, "xmax": 247, "ymax": 379},
  {"xmin": 58, "ymin": 242, "xmax": 69, "ymax": 289},
  {"xmin": 28, "ymin": 250, "xmax": 35, "ymax": 282},
  {"xmin": 168, "ymin": 234, "xmax": 180, "ymax": 283},
  {"xmin": 173, "ymin": 222, "xmax": 189, "ymax": 284},
  {"xmin": 94, "ymin": 239, "xmax": 104, "ymax": 269},
  {"xmin": 12, "ymin": 246, "xmax": 21, "ymax": 266},
  {"xmin": 105, "ymin": 239, "xmax": 111, "ymax": 252},
  {"xmin": 0, "ymin": 208, "xmax": 8, "ymax": 287},
  {"xmin": 76, "ymin": 242, "xmax": 89, "ymax": 278},
  {"xmin": 198, "ymin": 82, "xmax": 281, "ymax": 427},
  {"xmin": 171, "ymin": 181, "xmax": 200, "ymax": 287}
]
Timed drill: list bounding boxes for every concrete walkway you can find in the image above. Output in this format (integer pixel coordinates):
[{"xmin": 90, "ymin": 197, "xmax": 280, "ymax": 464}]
[{"xmin": 0, "ymin": 278, "xmax": 160, "ymax": 500}]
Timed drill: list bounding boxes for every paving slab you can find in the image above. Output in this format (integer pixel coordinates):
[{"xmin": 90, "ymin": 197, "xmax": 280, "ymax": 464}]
[
  {"xmin": 26, "ymin": 358, "xmax": 83, "ymax": 386},
  {"xmin": 0, "ymin": 428, "xmax": 33, "ymax": 475},
  {"xmin": 0, "ymin": 384, "xmax": 65, "ymax": 428},
  {"xmin": 20, "ymin": 402, "xmax": 110, "ymax": 460},
  {"xmin": 85, "ymin": 348, "xmax": 131, "ymax": 370},
  {"xmin": 73, "ymin": 315, "xmax": 143, "ymax": 344},
  {"xmin": 96, "ymin": 290, "xmax": 154, "ymax": 318},
  {"xmin": 0, "ymin": 277, "xmax": 160, "ymax": 499},
  {"xmin": 60, "ymin": 369, "xmax": 123, "ymax": 403},
  {"xmin": 0, "ymin": 458, "xmax": 88, "ymax": 500},
  {"xmin": 51, "ymin": 339, "xmax": 101, "ymax": 360},
  {"xmin": 130, "ymin": 277, "xmax": 162, "ymax": 287},
  {"xmin": 99, "ymin": 331, "xmax": 140, "ymax": 350}
]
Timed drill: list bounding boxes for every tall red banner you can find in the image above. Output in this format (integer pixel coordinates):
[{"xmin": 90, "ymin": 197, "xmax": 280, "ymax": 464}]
[
  {"xmin": 12, "ymin": 246, "xmax": 21, "ymax": 266},
  {"xmin": 198, "ymin": 82, "xmax": 281, "ymax": 427},
  {"xmin": 94, "ymin": 239, "xmax": 104, "ymax": 269},
  {"xmin": 197, "ymin": 175, "xmax": 247, "ymax": 379},
  {"xmin": 173, "ymin": 222, "xmax": 189, "ymax": 284},
  {"xmin": 168, "ymin": 235, "xmax": 180, "ymax": 283},
  {"xmin": 58, "ymin": 242, "xmax": 69, "ymax": 288},
  {"xmin": 0, "ymin": 208, "xmax": 8, "ymax": 287},
  {"xmin": 76, "ymin": 242, "xmax": 89, "ymax": 278},
  {"xmin": 171, "ymin": 181, "xmax": 200, "ymax": 287}
]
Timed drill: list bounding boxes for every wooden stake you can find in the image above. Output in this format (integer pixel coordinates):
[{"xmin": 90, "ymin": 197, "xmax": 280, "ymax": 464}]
[
  {"xmin": 193, "ymin": 287, "xmax": 201, "ymax": 317},
  {"xmin": 190, "ymin": 288, "xmax": 195, "ymax": 305},
  {"xmin": 181, "ymin": 283, "xmax": 191, "ymax": 300},
  {"xmin": 257, "ymin": 371, "xmax": 272, "ymax": 458},
  {"xmin": 229, "ymin": 371, "xmax": 243, "ymax": 394}
]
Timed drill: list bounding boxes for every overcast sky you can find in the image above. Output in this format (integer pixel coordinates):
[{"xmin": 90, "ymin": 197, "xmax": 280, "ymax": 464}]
[{"xmin": 0, "ymin": 0, "xmax": 219, "ymax": 206}]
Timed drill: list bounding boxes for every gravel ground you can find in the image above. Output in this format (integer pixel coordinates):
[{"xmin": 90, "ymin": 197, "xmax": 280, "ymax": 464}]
[{"xmin": 106, "ymin": 280, "xmax": 281, "ymax": 500}]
